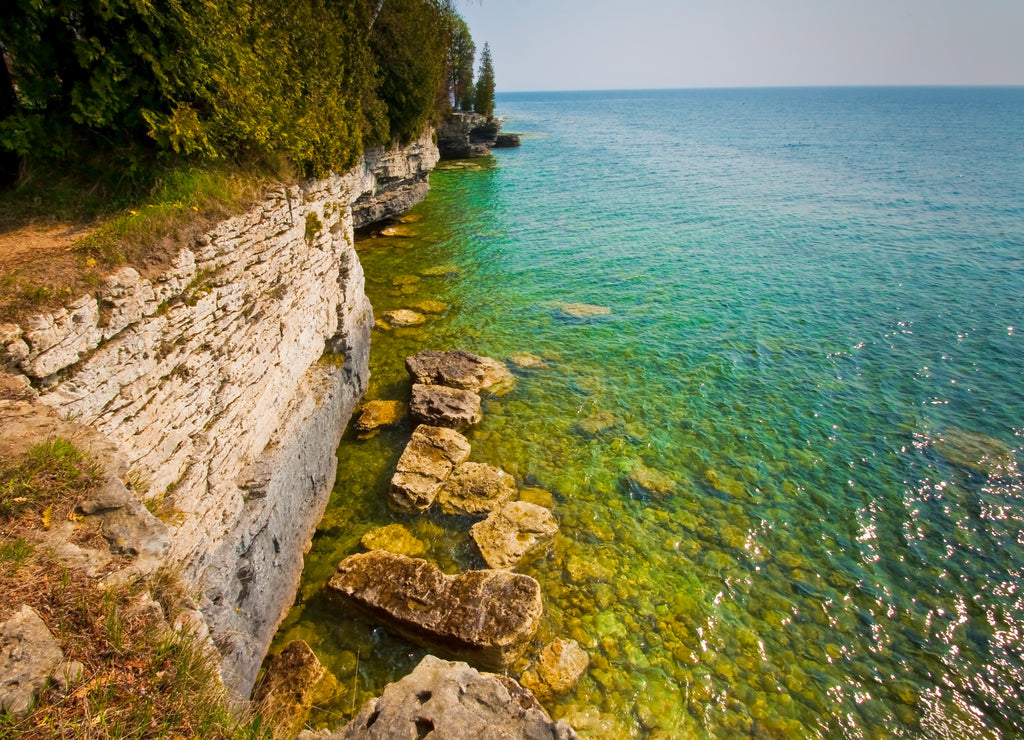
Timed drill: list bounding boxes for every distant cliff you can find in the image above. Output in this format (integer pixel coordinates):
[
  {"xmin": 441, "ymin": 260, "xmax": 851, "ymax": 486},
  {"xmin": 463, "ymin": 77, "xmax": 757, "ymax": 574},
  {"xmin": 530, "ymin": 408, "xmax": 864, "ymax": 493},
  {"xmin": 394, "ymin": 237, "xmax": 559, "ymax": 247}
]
[
  {"xmin": 436, "ymin": 112, "xmax": 521, "ymax": 159},
  {"xmin": 0, "ymin": 131, "xmax": 439, "ymax": 697}
]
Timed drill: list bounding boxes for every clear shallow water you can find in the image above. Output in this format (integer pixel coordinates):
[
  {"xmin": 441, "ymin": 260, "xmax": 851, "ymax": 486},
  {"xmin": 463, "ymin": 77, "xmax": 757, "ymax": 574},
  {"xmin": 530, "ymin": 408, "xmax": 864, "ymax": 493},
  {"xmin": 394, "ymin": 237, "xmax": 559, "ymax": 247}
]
[{"xmin": 271, "ymin": 88, "xmax": 1024, "ymax": 738}]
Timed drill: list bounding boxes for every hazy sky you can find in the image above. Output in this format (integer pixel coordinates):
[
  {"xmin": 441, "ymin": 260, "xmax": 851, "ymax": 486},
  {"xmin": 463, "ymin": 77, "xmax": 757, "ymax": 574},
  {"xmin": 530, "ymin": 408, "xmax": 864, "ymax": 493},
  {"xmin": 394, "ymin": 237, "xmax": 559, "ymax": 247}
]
[{"xmin": 457, "ymin": 0, "xmax": 1024, "ymax": 91}]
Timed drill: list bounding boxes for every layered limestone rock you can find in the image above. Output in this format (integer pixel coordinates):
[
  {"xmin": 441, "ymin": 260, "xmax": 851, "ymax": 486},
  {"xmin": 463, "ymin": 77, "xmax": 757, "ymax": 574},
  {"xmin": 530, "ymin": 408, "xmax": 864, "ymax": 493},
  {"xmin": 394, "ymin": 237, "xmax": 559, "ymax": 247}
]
[
  {"xmin": 326, "ymin": 551, "xmax": 543, "ymax": 670},
  {"xmin": 388, "ymin": 425, "xmax": 472, "ymax": 513},
  {"xmin": 436, "ymin": 113, "xmax": 520, "ymax": 160},
  {"xmin": 0, "ymin": 130, "xmax": 440, "ymax": 697},
  {"xmin": 436, "ymin": 461, "xmax": 517, "ymax": 517},
  {"xmin": 405, "ymin": 349, "xmax": 514, "ymax": 393},
  {"xmin": 470, "ymin": 501, "xmax": 558, "ymax": 571},
  {"xmin": 306, "ymin": 655, "xmax": 577, "ymax": 739},
  {"xmin": 409, "ymin": 383, "xmax": 482, "ymax": 431}
]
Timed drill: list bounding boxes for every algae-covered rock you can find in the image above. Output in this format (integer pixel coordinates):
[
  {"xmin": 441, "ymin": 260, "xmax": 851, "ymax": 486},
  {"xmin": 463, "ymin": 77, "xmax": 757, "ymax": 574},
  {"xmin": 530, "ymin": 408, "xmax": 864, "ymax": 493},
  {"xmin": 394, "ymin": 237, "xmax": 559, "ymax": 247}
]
[
  {"xmin": 326, "ymin": 551, "xmax": 543, "ymax": 670},
  {"xmin": 471, "ymin": 501, "xmax": 558, "ymax": 571},
  {"xmin": 354, "ymin": 400, "xmax": 408, "ymax": 433},
  {"xmin": 508, "ymin": 353, "xmax": 548, "ymax": 369},
  {"xmin": 382, "ymin": 309, "xmax": 425, "ymax": 328},
  {"xmin": 555, "ymin": 303, "xmax": 612, "ymax": 320},
  {"xmin": 359, "ymin": 523, "xmax": 427, "ymax": 557},
  {"xmin": 319, "ymin": 654, "xmax": 578, "ymax": 739},
  {"xmin": 409, "ymin": 383, "xmax": 482, "ymax": 431},
  {"xmin": 933, "ymin": 427, "xmax": 1019, "ymax": 476},
  {"xmin": 520, "ymin": 638, "xmax": 590, "ymax": 703},
  {"xmin": 389, "ymin": 425, "xmax": 472, "ymax": 513},
  {"xmin": 409, "ymin": 300, "xmax": 448, "ymax": 315},
  {"xmin": 436, "ymin": 462, "xmax": 517, "ymax": 517},
  {"xmin": 626, "ymin": 463, "xmax": 677, "ymax": 496},
  {"xmin": 254, "ymin": 640, "xmax": 335, "ymax": 740}
]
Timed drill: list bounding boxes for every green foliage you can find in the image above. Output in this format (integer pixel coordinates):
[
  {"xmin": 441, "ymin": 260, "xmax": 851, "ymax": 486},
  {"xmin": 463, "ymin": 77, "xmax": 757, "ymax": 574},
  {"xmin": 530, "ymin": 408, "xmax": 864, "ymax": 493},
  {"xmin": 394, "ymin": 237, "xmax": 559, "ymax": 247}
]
[
  {"xmin": 0, "ymin": 0, "xmax": 476, "ymax": 180},
  {"xmin": 447, "ymin": 15, "xmax": 476, "ymax": 112},
  {"xmin": 370, "ymin": 0, "xmax": 452, "ymax": 144},
  {"xmin": 474, "ymin": 42, "xmax": 496, "ymax": 119}
]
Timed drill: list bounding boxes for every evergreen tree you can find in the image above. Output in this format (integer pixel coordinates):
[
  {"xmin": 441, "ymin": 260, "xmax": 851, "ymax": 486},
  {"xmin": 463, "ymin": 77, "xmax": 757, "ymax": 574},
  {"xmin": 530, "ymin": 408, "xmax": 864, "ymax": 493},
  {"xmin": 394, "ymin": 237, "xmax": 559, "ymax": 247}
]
[
  {"xmin": 447, "ymin": 16, "xmax": 475, "ymax": 112},
  {"xmin": 473, "ymin": 42, "xmax": 495, "ymax": 119}
]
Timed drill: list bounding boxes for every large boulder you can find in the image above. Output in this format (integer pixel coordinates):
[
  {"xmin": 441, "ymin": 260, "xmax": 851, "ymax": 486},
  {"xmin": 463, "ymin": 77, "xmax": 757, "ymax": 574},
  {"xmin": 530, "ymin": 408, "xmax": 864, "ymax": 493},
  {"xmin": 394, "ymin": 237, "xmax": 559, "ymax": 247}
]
[
  {"xmin": 307, "ymin": 654, "xmax": 577, "ymax": 739},
  {"xmin": 405, "ymin": 349, "xmax": 513, "ymax": 394},
  {"xmin": 470, "ymin": 501, "xmax": 558, "ymax": 571},
  {"xmin": 436, "ymin": 462, "xmax": 517, "ymax": 517},
  {"xmin": 409, "ymin": 383, "xmax": 482, "ymax": 431},
  {"xmin": 326, "ymin": 551, "xmax": 543, "ymax": 670},
  {"xmin": 389, "ymin": 425, "xmax": 472, "ymax": 513},
  {"xmin": 519, "ymin": 638, "xmax": 590, "ymax": 703}
]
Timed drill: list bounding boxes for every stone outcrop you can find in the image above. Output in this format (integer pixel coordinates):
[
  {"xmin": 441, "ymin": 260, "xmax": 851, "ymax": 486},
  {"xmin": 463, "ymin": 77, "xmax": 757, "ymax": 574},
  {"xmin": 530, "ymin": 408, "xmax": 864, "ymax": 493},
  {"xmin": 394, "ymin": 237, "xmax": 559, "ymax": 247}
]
[
  {"xmin": 0, "ymin": 130, "xmax": 440, "ymax": 697},
  {"xmin": 406, "ymin": 349, "xmax": 514, "ymax": 393},
  {"xmin": 520, "ymin": 638, "xmax": 590, "ymax": 704},
  {"xmin": 0, "ymin": 605, "xmax": 65, "ymax": 716},
  {"xmin": 436, "ymin": 461, "xmax": 517, "ymax": 517},
  {"xmin": 305, "ymin": 655, "xmax": 577, "ymax": 740},
  {"xmin": 470, "ymin": 501, "xmax": 558, "ymax": 571},
  {"xmin": 326, "ymin": 551, "xmax": 543, "ymax": 670},
  {"xmin": 389, "ymin": 425, "xmax": 472, "ymax": 513},
  {"xmin": 409, "ymin": 383, "xmax": 482, "ymax": 431},
  {"xmin": 436, "ymin": 113, "xmax": 501, "ymax": 159}
]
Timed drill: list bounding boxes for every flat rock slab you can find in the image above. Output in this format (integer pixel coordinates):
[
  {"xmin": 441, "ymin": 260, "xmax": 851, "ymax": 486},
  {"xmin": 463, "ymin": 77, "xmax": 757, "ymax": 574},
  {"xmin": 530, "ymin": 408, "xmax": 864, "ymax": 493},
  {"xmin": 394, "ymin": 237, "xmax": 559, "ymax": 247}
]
[
  {"xmin": 389, "ymin": 425, "xmax": 472, "ymax": 513},
  {"xmin": 471, "ymin": 501, "xmax": 558, "ymax": 571},
  {"xmin": 520, "ymin": 638, "xmax": 590, "ymax": 703},
  {"xmin": 354, "ymin": 400, "xmax": 408, "ymax": 433},
  {"xmin": 326, "ymin": 551, "xmax": 543, "ymax": 670},
  {"xmin": 0, "ymin": 605, "xmax": 65, "ymax": 716},
  {"xmin": 555, "ymin": 303, "xmax": 612, "ymax": 321},
  {"xmin": 315, "ymin": 654, "xmax": 577, "ymax": 740},
  {"xmin": 406, "ymin": 349, "xmax": 514, "ymax": 393},
  {"xmin": 436, "ymin": 462, "xmax": 517, "ymax": 517},
  {"xmin": 409, "ymin": 383, "xmax": 482, "ymax": 431}
]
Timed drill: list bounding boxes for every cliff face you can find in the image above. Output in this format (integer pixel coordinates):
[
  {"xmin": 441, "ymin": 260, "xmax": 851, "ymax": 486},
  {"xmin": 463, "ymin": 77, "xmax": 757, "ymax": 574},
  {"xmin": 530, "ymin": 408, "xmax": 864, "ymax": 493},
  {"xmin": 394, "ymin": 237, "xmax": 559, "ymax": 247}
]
[
  {"xmin": 0, "ymin": 131, "xmax": 439, "ymax": 695},
  {"xmin": 436, "ymin": 112, "xmax": 520, "ymax": 159}
]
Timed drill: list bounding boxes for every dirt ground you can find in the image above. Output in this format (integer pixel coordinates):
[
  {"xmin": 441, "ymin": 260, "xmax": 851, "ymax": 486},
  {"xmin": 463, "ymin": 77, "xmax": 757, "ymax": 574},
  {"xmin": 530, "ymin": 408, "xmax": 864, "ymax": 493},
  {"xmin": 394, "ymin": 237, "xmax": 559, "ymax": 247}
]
[{"xmin": 0, "ymin": 223, "xmax": 93, "ymax": 278}]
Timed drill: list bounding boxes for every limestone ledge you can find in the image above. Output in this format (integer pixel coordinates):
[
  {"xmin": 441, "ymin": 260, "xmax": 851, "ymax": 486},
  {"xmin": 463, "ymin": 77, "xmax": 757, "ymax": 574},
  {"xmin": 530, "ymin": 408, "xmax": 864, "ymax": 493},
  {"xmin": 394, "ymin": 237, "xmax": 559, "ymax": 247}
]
[{"xmin": 0, "ymin": 130, "xmax": 439, "ymax": 697}]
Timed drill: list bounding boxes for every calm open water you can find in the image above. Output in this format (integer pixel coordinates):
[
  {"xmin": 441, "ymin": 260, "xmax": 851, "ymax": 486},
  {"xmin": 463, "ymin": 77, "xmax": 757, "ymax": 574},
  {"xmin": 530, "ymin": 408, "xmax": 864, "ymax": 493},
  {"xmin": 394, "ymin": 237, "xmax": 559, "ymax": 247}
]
[{"xmin": 272, "ymin": 88, "xmax": 1024, "ymax": 738}]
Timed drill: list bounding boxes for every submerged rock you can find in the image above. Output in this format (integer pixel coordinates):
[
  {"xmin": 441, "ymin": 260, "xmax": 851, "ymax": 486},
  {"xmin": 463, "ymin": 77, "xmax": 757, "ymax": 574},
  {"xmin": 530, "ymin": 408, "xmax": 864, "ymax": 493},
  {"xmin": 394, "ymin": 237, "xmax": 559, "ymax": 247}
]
[
  {"xmin": 354, "ymin": 400, "xmax": 408, "ymax": 433},
  {"xmin": 311, "ymin": 654, "xmax": 577, "ymax": 739},
  {"xmin": 326, "ymin": 551, "xmax": 543, "ymax": 670},
  {"xmin": 508, "ymin": 353, "xmax": 548, "ymax": 370},
  {"xmin": 382, "ymin": 309, "xmax": 425, "ymax": 328},
  {"xmin": 254, "ymin": 640, "xmax": 333, "ymax": 740},
  {"xmin": 471, "ymin": 501, "xmax": 559, "ymax": 571},
  {"xmin": 520, "ymin": 638, "xmax": 590, "ymax": 703},
  {"xmin": 360, "ymin": 523, "xmax": 427, "ymax": 558},
  {"xmin": 389, "ymin": 425, "xmax": 472, "ymax": 513},
  {"xmin": 406, "ymin": 349, "xmax": 514, "ymax": 394},
  {"xmin": 409, "ymin": 300, "xmax": 448, "ymax": 315},
  {"xmin": 555, "ymin": 303, "xmax": 612, "ymax": 321},
  {"xmin": 933, "ymin": 427, "xmax": 1019, "ymax": 477},
  {"xmin": 409, "ymin": 383, "xmax": 482, "ymax": 431},
  {"xmin": 419, "ymin": 264, "xmax": 461, "ymax": 278},
  {"xmin": 436, "ymin": 462, "xmax": 517, "ymax": 517},
  {"xmin": 626, "ymin": 463, "xmax": 677, "ymax": 496}
]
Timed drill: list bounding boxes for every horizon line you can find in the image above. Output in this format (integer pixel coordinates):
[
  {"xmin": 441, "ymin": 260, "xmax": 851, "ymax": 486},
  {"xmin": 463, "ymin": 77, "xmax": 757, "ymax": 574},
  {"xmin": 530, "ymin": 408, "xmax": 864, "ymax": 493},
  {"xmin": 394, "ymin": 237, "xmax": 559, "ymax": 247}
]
[{"xmin": 494, "ymin": 83, "xmax": 1024, "ymax": 95}]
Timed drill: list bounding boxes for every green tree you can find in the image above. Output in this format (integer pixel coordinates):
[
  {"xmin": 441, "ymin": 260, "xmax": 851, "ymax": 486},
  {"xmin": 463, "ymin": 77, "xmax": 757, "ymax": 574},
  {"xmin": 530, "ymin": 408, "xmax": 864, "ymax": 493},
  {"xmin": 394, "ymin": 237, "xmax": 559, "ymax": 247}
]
[
  {"xmin": 447, "ymin": 16, "xmax": 476, "ymax": 111},
  {"xmin": 473, "ymin": 42, "xmax": 495, "ymax": 119}
]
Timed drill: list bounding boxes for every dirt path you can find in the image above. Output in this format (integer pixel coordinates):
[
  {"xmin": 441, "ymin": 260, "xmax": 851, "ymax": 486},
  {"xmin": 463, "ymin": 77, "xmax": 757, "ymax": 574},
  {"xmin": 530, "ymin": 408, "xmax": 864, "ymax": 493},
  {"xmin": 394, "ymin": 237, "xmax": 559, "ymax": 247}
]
[{"xmin": 0, "ymin": 223, "xmax": 93, "ymax": 279}]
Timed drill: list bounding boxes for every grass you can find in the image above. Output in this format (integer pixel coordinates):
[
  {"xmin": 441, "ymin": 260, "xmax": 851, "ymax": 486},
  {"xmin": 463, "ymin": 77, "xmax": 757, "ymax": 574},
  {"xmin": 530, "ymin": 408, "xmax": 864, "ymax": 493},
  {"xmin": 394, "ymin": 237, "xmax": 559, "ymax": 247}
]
[
  {"xmin": 0, "ymin": 439, "xmax": 273, "ymax": 739},
  {"xmin": 0, "ymin": 153, "xmax": 297, "ymax": 323}
]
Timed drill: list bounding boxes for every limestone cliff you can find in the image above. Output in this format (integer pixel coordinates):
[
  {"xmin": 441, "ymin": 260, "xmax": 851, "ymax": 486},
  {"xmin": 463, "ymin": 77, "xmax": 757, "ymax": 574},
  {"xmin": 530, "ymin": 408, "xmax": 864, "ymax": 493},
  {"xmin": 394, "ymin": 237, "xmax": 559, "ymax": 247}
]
[
  {"xmin": 436, "ymin": 112, "xmax": 520, "ymax": 159},
  {"xmin": 0, "ymin": 130, "xmax": 439, "ymax": 696}
]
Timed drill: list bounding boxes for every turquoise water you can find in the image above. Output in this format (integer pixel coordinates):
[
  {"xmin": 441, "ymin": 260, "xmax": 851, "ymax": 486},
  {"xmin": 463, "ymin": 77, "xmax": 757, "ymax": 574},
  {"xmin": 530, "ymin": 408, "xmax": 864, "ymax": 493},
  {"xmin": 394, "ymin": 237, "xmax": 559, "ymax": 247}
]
[{"xmin": 272, "ymin": 88, "xmax": 1024, "ymax": 738}]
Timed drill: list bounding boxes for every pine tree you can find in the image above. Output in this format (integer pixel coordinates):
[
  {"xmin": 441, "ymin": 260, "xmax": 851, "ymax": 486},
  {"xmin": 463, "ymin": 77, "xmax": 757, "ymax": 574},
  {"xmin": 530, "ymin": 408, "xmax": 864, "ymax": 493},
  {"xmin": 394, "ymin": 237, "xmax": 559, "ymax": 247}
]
[
  {"xmin": 447, "ymin": 16, "xmax": 475, "ymax": 112},
  {"xmin": 473, "ymin": 42, "xmax": 495, "ymax": 119}
]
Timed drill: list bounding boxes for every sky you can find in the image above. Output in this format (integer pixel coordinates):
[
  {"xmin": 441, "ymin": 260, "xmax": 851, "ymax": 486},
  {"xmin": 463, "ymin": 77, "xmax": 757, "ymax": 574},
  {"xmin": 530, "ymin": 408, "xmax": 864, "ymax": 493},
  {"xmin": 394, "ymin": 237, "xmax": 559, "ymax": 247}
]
[{"xmin": 456, "ymin": 0, "xmax": 1024, "ymax": 92}]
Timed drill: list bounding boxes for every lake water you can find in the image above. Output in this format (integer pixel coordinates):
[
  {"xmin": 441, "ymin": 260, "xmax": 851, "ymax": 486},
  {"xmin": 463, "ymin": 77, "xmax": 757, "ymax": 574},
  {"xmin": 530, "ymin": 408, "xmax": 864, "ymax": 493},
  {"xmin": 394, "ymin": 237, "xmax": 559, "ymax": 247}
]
[{"xmin": 272, "ymin": 87, "xmax": 1024, "ymax": 738}]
